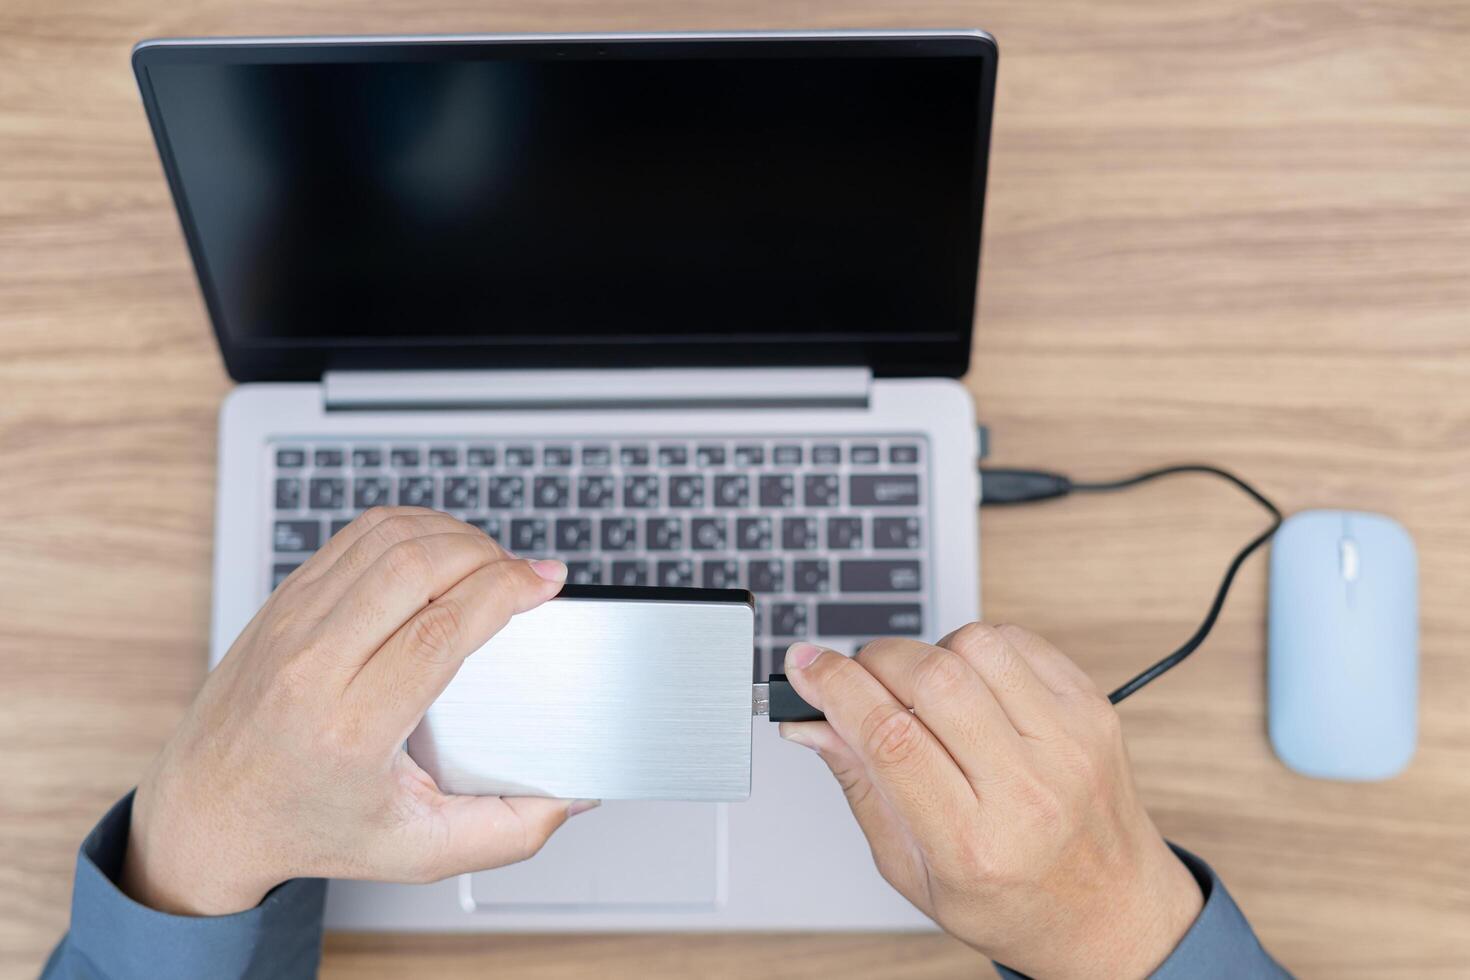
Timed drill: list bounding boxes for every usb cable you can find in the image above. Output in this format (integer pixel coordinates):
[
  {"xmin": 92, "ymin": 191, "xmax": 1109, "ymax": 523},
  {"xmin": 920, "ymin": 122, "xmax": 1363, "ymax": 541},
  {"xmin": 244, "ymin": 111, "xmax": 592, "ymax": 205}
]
[{"xmin": 754, "ymin": 462, "xmax": 1283, "ymax": 719}]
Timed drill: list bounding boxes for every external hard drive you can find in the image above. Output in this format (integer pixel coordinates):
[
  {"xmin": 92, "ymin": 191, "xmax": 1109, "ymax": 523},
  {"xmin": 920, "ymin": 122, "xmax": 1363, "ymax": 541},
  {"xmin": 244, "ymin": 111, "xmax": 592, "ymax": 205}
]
[{"xmin": 409, "ymin": 585, "xmax": 756, "ymax": 802}]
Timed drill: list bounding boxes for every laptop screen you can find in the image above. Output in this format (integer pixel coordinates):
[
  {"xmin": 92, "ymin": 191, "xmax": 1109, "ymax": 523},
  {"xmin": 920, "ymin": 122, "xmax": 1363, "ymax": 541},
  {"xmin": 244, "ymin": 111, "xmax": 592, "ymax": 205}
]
[{"xmin": 134, "ymin": 35, "xmax": 995, "ymax": 381}]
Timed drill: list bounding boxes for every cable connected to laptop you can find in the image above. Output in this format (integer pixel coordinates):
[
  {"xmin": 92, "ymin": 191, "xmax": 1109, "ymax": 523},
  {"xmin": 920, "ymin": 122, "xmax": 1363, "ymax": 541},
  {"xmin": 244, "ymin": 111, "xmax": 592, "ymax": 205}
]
[
  {"xmin": 757, "ymin": 462, "xmax": 1282, "ymax": 721},
  {"xmin": 979, "ymin": 464, "xmax": 1283, "ymax": 703}
]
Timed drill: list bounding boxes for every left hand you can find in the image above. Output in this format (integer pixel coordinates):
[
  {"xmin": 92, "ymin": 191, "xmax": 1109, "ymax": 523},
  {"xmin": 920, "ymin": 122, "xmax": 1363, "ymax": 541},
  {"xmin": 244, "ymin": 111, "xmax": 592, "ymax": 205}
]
[{"xmin": 121, "ymin": 507, "xmax": 588, "ymax": 915}]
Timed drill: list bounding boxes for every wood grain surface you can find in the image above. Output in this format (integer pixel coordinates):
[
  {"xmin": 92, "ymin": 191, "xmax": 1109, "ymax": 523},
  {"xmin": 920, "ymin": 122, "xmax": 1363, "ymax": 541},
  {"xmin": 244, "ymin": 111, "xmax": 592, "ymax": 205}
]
[{"xmin": 2, "ymin": 1, "xmax": 1468, "ymax": 977}]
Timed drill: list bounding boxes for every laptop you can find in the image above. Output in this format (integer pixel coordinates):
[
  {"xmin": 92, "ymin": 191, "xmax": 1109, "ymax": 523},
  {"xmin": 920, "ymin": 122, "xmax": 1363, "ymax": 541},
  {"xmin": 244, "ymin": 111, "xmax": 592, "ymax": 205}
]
[{"xmin": 132, "ymin": 29, "xmax": 995, "ymax": 932}]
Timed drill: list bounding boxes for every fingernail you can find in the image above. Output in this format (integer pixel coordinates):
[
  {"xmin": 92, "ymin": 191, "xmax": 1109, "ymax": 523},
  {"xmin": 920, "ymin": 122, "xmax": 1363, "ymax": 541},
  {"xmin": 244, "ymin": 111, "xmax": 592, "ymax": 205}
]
[
  {"xmin": 566, "ymin": 799, "xmax": 600, "ymax": 817},
  {"xmin": 785, "ymin": 641, "xmax": 823, "ymax": 671},
  {"xmin": 779, "ymin": 725, "xmax": 818, "ymax": 751},
  {"xmin": 530, "ymin": 558, "xmax": 568, "ymax": 583}
]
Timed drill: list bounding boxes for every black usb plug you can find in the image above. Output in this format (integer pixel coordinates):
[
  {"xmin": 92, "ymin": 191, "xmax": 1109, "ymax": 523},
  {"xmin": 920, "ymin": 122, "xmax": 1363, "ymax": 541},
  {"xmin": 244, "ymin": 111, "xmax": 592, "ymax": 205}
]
[{"xmin": 752, "ymin": 675, "xmax": 824, "ymax": 722}]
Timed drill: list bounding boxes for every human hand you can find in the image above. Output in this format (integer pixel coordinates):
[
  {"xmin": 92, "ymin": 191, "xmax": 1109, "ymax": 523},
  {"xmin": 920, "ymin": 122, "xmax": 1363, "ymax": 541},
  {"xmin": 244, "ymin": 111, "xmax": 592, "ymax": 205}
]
[
  {"xmin": 121, "ymin": 507, "xmax": 588, "ymax": 916},
  {"xmin": 779, "ymin": 625, "xmax": 1202, "ymax": 979}
]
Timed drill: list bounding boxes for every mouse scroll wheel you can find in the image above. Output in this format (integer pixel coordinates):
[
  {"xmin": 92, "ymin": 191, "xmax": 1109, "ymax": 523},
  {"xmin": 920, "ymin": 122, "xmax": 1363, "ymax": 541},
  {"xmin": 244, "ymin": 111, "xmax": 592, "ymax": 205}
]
[{"xmin": 1339, "ymin": 537, "xmax": 1360, "ymax": 582}]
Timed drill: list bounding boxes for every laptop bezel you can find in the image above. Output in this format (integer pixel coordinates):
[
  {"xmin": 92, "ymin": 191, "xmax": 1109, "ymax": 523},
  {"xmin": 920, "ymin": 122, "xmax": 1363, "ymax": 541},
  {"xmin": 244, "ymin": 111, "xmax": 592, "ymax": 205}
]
[{"xmin": 131, "ymin": 30, "xmax": 998, "ymax": 383}]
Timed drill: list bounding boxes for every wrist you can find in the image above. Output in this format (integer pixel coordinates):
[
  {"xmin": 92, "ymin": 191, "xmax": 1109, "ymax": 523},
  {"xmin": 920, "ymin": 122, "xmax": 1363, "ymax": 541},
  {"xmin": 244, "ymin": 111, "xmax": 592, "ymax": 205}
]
[
  {"xmin": 120, "ymin": 770, "xmax": 281, "ymax": 916},
  {"xmin": 992, "ymin": 837, "xmax": 1203, "ymax": 980}
]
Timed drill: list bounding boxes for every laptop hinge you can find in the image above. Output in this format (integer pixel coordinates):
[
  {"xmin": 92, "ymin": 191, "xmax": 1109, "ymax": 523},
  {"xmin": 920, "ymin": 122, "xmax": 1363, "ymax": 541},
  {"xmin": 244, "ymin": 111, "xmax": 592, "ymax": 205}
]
[{"xmin": 322, "ymin": 368, "xmax": 872, "ymax": 412}]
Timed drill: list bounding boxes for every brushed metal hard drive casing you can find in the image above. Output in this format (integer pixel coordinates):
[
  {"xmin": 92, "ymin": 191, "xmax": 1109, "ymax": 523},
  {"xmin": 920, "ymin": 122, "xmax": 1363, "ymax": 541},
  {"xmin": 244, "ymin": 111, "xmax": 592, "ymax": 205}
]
[{"xmin": 409, "ymin": 586, "xmax": 756, "ymax": 802}]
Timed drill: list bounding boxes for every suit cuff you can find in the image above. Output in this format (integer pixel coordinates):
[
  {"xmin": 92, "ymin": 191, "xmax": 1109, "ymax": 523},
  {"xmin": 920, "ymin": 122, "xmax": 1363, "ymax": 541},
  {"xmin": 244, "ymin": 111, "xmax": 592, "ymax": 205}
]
[
  {"xmin": 64, "ymin": 791, "xmax": 326, "ymax": 980},
  {"xmin": 994, "ymin": 843, "xmax": 1288, "ymax": 979}
]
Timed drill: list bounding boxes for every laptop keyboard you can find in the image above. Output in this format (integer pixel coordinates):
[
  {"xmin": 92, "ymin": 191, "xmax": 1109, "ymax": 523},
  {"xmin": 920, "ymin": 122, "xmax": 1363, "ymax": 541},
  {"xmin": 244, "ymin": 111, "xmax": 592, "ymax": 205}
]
[{"xmin": 269, "ymin": 436, "xmax": 929, "ymax": 678}]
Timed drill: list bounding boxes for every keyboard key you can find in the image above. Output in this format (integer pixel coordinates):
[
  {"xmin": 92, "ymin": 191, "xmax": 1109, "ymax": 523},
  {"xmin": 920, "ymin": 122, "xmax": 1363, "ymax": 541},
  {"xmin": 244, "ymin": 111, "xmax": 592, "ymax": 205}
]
[
  {"xmin": 577, "ymin": 475, "xmax": 615, "ymax": 509},
  {"xmin": 467, "ymin": 446, "xmax": 497, "ymax": 467},
  {"xmin": 600, "ymin": 517, "xmax": 637, "ymax": 551},
  {"xmin": 770, "ymin": 603, "xmax": 808, "ymax": 637},
  {"xmin": 817, "ymin": 603, "xmax": 922, "ymax": 636},
  {"xmin": 812, "ymin": 444, "xmax": 841, "ymax": 465},
  {"xmin": 782, "ymin": 516, "xmax": 818, "ymax": 550},
  {"xmin": 759, "ymin": 474, "xmax": 794, "ymax": 508},
  {"xmin": 353, "ymin": 477, "xmax": 391, "ymax": 509},
  {"xmin": 610, "ymin": 559, "xmax": 649, "ymax": 586},
  {"xmin": 620, "ymin": 445, "xmax": 650, "ymax": 467},
  {"xmin": 510, "ymin": 518, "xmax": 547, "ymax": 552},
  {"xmin": 566, "ymin": 559, "xmax": 603, "ymax": 584},
  {"xmin": 486, "ymin": 476, "xmax": 525, "ymax": 509},
  {"xmin": 850, "ymin": 444, "xmax": 880, "ymax": 465},
  {"xmin": 555, "ymin": 518, "xmax": 593, "ymax": 552},
  {"xmin": 734, "ymin": 445, "xmax": 764, "ymax": 466},
  {"xmin": 544, "ymin": 445, "xmax": 573, "ymax": 467},
  {"xmin": 623, "ymin": 475, "xmax": 660, "ymax": 509},
  {"xmin": 390, "ymin": 447, "xmax": 421, "ymax": 468},
  {"xmin": 309, "ymin": 477, "xmax": 345, "ymax": 510},
  {"xmin": 429, "ymin": 447, "xmax": 459, "ymax": 468},
  {"xmin": 714, "ymin": 475, "xmax": 749, "ymax": 508},
  {"xmin": 646, "ymin": 517, "xmax": 683, "ymax": 551},
  {"xmin": 658, "ymin": 444, "xmax": 689, "ymax": 466},
  {"xmin": 850, "ymin": 474, "xmax": 919, "ymax": 506},
  {"xmin": 696, "ymin": 445, "xmax": 726, "ymax": 467},
  {"xmin": 274, "ymin": 520, "xmax": 320, "ymax": 552},
  {"xmin": 736, "ymin": 517, "xmax": 772, "ymax": 551},
  {"xmin": 314, "ymin": 448, "xmax": 345, "ymax": 468},
  {"xmin": 889, "ymin": 444, "xmax": 921, "ymax": 464},
  {"xmin": 466, "ymin": 517, "xmax": 502, "ymax": 540},
  {"xmin": 582, "ymin": 445, "xmax": 612, "ymax": 467},
  {"xmin": 533, "ymin": 475, "xmax": 570, "ymax": 509},
  {"xmin": 272, "ymin": 563, "xmax": 301, "ymax": 589},
  {"xmin": 352, "ymin": 447, "xmax": 383, "ymax": 468},
  {"xmin": 275, "ymin": 478, "xmax": 301, "ymax": 510},
  {"xmin": 329, "ymin": 519, "xmax": 351, "ymax": 537},
  {"xmin": 657, "ymin": 559, "xmax": 694, "ymax": 587},
  {"xmin": 827, "ymin": 516, "xmax": 863, "ymax": 550},
  {"xmin": 748, "ymin": 559, "xmax": 785, "ymax": 593},
  {"xmin": 803, "ymin": 474, "xmax": 840, "ymax": 507},
  {"xmin": 690, "ymin": 517, "xmax": 728, "ymax": 551},
  {"xmin": 840, "ymin": 560, "xmax": 922, "ymax": 592},
  {"xmin": 793, "ymin": 559, "xmax": 830, "ymax": 593},
  {"xmin": 398, "ymin": 476, "xmax": 435, "ymax": 508},
  {"xmin": 773, "ymin": 444, "xmax": 803, "ymax": 465},
  {"xmin": 874, "ymin": 516, "xmax": 922, "ymax": 549},
  {"xmin": 506, "ymin": 446, "xmax": 535, "ymax": 467},
  {"xmin": 276, "ymin": 448, "xmax": 306, "ymax": 468},
  {"xmin": 444, "ymin": 475, "xmax": 480, "ymax": 510},
  {"xmin": 702, "ymin": 559, "xmax": 740, "ymax": 589},
  {"xmin": 669, "ymin": 475, "xmax": 705, "ymax": 508}
]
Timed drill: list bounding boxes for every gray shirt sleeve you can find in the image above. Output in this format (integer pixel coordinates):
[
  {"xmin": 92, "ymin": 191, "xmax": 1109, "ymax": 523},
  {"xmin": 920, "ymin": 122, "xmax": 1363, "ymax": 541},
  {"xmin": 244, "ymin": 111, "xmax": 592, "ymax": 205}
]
[
  {"xmin": 41, "ymin": 792, "xmax": 326, "ymax": 980},
  {"xmin": 995, "ymin": 844, "xmax": 1290, "ymax": 979}
]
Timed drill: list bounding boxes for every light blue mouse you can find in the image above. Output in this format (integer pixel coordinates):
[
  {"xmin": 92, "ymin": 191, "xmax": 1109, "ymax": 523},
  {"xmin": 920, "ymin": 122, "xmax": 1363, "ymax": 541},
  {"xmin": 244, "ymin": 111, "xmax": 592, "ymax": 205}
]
[{"xmin": 1268, "ymin": 509, "xmax": 1418, "ymax": 780}]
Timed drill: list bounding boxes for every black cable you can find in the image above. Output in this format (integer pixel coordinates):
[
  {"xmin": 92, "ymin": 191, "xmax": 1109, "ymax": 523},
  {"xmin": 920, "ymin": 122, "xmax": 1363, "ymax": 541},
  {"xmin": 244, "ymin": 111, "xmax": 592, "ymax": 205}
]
[{"xmin": 979, "ymin": 464, "xmax": 1283, "ymax": 703}]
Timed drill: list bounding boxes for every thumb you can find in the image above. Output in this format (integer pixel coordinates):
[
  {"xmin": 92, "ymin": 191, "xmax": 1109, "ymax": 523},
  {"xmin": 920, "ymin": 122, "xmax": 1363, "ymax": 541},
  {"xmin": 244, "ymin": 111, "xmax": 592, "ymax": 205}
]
[{"xmin": 424, "ymin": 794, "xmax": 597, "ymax": 880}]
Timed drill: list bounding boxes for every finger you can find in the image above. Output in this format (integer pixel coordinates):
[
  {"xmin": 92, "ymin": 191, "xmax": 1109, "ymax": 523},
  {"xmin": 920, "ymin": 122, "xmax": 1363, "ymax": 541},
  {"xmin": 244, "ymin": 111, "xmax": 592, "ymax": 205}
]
[
  {"xmin": 349, "ymin": 554, "xmax": 567, "ymax": 738},
  {"xmin": 784, "ymin": 643, "xmax": 975, "ymax": 859},
  {"xmin": 937, "ymin": 623, "xmax": 1062, "ymax": 740},
  {"xmin": 310, "ymin": 531, "xmax": 531, "ymax": 672},
  {"xmin": 854, "ymin": 637, "xmax": 1024, "ymax": 783},
  {"xmin": 991, "ymin": 623, "xmax": 1099, "ymax": 696},
  {"xmin": 418, "ymin": 794, "xmax": 593, "ymax": 880},
  {"xmin": 292, "ymin": 506, "xmax": 447, "ymax": 584},
  {"xmin": 779, "ymin": 720, "xmax": 930, "ymax": 900},
  {"xmin": 310, "ymin": 511, "xmax": 495, "ymax": 604}
]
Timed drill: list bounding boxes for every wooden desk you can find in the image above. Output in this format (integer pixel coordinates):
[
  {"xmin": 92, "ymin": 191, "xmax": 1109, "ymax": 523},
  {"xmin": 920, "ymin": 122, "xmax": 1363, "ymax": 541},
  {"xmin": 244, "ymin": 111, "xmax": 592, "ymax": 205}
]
[{"xmin": 2, "ymin": 2, "xmax": 1467, "ymax": 976}]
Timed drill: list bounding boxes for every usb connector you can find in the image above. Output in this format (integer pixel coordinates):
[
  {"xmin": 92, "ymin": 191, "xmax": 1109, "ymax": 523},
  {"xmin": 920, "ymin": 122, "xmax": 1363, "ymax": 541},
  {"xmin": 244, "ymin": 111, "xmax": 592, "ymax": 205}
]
[{"xmin": 752, "ymin": 675, "xmax": 824, "ymax": 722}]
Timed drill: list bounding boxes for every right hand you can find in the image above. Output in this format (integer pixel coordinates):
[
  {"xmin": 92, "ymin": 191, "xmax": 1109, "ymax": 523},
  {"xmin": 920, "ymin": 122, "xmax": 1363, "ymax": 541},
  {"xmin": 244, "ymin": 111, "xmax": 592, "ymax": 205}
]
[
  {"xmin": 778, "ymin": 624, "xmax": 1203, "ymax": 979},
  {"xmin": 121, "ymin": 507, "xmax": 590, "ymax": 916}
]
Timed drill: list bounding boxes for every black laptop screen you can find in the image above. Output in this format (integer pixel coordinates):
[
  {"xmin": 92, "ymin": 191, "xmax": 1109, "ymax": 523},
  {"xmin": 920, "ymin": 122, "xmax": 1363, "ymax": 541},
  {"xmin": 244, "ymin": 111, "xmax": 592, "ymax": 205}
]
[{"xmin": 135, "ymin": 36, "xmax": 995, "ymax": 379}]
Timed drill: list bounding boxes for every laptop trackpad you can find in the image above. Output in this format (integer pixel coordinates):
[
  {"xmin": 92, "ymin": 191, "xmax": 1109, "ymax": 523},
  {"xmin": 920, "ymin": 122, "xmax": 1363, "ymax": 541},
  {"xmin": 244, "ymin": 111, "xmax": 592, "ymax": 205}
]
[{"xmin": 465, "ymin": 802, "xmax": 723, "ymax": 910}]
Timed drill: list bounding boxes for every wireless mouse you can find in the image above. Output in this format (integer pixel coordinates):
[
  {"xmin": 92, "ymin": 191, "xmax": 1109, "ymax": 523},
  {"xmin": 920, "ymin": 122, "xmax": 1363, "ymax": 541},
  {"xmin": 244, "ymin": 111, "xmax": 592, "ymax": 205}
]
[{"xmin": 1268, "ymin": 509, "xmax": 1418, "ymax": 780}]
